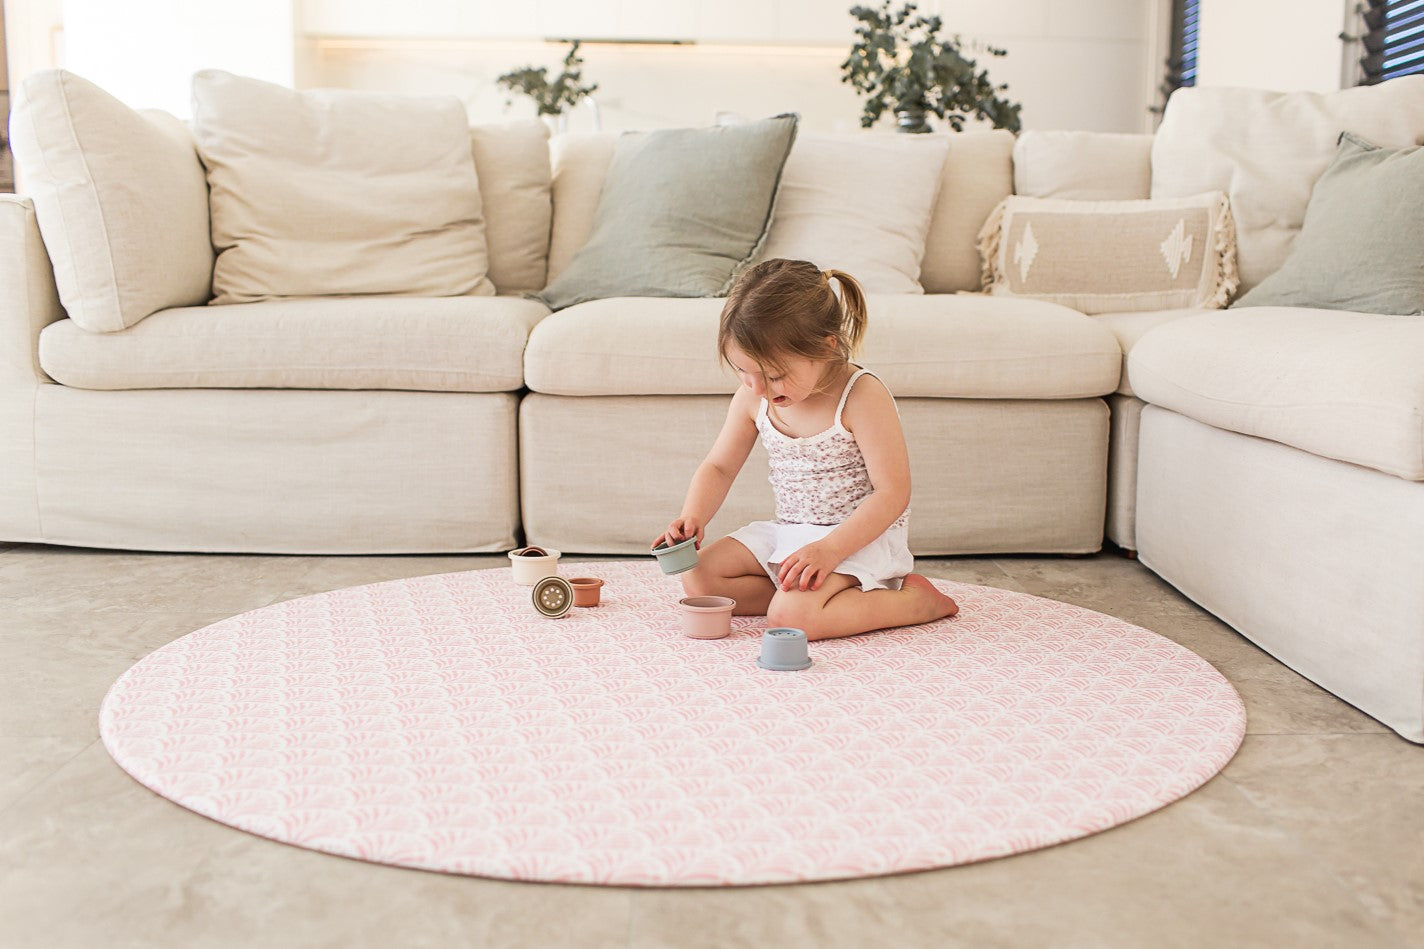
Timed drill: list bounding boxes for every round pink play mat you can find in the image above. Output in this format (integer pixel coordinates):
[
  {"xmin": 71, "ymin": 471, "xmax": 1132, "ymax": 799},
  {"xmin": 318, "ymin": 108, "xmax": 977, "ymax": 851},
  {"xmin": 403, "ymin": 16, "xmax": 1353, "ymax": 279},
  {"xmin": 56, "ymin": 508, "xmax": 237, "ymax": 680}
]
[{"xmin": 100, "ymin": 561, "xmax": 1245, "ymax": 887}]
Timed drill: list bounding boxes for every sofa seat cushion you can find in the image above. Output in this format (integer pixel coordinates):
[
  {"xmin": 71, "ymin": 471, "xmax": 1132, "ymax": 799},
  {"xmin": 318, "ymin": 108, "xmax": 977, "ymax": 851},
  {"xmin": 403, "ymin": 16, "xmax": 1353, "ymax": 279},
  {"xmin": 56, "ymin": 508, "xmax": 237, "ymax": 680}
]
[
  {"xmin": 1128, "ymin": 308, "xmax": 1424, "ymax": 480},
  {"xmin": 524, "ymin": 294, "xmax": 1120, "ymax": 398},
  {"xmin": 1094, "ymin": 309, "xmax": 1210, "ymax": 397},
  {"xmin": 39, "ymin": 296, "xmax": 549, "ymax": 393}
]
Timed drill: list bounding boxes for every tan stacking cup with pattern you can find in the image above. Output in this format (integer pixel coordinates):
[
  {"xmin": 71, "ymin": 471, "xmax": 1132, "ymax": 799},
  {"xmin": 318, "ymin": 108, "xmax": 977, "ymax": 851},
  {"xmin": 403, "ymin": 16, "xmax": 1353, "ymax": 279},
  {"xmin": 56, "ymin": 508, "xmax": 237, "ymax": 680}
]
[{"xmin": 531, "ymin": 576, "xmax": 574, "ymax": 618}]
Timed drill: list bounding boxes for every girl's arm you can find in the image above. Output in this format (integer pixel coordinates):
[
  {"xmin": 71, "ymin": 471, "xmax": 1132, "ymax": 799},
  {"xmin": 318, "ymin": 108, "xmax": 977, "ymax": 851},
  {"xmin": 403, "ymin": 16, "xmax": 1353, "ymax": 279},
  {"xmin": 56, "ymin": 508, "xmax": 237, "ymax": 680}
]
[
  {"xmin": 776, "ymin": 376, "xmax": 911, "ymax": 590},
  {"xmin": 653, "ymin": 385, "xmax": 760, "ymax": 549}
]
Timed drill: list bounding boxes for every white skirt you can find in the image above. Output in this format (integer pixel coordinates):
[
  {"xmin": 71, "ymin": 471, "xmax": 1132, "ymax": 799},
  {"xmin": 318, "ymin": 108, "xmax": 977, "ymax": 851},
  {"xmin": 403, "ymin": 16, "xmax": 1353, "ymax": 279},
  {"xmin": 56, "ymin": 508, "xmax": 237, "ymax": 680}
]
[{"xmin": 727, "ymin": 520, "xmax": 913, "ymax": 592}]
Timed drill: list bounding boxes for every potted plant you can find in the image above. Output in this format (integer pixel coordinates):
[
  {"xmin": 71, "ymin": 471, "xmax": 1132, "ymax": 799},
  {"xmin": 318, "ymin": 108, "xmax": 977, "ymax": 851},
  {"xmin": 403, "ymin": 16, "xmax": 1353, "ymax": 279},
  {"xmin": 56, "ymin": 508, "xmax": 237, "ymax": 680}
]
[
  {"xmin": 496, "ymin": 40, "xmax": 600, "ymax": 132},
  {"xmin": 841, "ymin": 1, "xmax": 1023, "ymax": 133}
]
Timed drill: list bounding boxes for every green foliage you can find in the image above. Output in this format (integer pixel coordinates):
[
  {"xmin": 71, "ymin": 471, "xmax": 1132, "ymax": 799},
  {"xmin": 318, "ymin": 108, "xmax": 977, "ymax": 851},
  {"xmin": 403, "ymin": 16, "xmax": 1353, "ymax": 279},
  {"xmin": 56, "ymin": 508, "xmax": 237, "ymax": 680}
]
[
  {"xmin": 496, "ymin": 41, "xmax": 599, "ymax": 116},
  {"xmin": 840, "ymin": 1, "xmax": 1023, "ymax": 133}
]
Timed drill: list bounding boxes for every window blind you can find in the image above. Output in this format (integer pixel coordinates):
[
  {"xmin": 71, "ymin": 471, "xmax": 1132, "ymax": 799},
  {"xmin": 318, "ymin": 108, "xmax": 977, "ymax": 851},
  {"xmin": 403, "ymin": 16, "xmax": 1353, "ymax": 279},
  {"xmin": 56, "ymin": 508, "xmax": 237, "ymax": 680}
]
[
  {"xmin": 1155, "ymin": 0, "xmax": 1200, "ymax": 113},
  {"xmin": 1362, "ymin": 0, "xmax": 1424, "ymax": 83}
]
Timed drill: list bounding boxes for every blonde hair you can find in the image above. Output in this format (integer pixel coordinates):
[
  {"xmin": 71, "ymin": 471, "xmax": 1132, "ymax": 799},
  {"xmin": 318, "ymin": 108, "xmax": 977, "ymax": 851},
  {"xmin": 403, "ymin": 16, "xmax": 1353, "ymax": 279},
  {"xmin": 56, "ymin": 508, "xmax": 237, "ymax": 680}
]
[{"xmin": 717, "ymin": 259, "xmax": 868, "ymax": 386}]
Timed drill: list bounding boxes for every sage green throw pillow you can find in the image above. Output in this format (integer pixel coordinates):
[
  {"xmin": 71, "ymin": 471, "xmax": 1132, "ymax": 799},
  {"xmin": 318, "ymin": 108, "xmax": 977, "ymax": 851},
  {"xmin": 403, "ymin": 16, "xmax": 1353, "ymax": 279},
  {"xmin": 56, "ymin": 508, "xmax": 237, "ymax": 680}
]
[
  {"xmin": 1234, "ymin": 132, "xmax": 1424, "ymax": 315},
  {"xmin": 538, "ymin": 114, "xmax": 798, "ymax": 311}
]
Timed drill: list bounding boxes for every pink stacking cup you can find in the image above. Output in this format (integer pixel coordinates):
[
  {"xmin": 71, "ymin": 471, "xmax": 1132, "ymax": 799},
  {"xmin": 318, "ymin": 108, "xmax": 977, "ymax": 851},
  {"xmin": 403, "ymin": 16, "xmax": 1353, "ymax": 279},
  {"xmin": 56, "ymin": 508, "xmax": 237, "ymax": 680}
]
[{"xmin": 678, "ymin": 595, "xmax": 735, "ymax": 639}]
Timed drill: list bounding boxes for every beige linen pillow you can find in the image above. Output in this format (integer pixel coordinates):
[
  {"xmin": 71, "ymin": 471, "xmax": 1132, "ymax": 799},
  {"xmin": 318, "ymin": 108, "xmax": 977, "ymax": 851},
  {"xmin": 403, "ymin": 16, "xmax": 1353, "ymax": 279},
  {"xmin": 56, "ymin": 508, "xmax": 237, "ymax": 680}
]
[
  {"xmin": 192, "ymin": 70, "xmax": 493, "ymax": 304},
  {"xmin": 9, "ymin": 70, "xmax": 214, "ymax": 333},
  {"xmin": 920, "ymin": 130, "xmax": 1014, "ymax": 294},
  {"xmin": 977, "ymin": 193, "xmax": 1239, "ymax": 314},
  {"xmin": 545, "ymin": 132, "xmax": 618, "ymax": 282},
  {"xmin": 758, "ymin": 133, "xmax": 949, "ymax": 293},
  {"xmin": 470, "ymin": 121, "xmax": 552, "ymax": 294}
]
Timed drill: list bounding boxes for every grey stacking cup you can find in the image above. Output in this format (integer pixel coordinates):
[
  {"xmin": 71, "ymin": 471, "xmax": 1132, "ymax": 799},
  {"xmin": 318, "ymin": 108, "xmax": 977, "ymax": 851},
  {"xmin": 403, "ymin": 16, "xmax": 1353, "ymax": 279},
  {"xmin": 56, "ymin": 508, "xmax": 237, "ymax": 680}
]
[
  {"xmin": 652, "ymin": 536, "xmax": 699, "ymax": 575},
  {"xmin": 757, "ymin": 627, "xmax": 812, "ymax": 671}
]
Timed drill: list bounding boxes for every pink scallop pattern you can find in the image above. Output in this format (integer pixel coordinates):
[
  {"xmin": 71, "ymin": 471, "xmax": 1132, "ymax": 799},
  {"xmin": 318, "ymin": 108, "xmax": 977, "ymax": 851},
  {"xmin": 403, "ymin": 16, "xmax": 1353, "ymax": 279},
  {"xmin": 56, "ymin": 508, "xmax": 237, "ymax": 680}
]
[{"xmin": 99, "ymin": 561, "xmax": 1245, "ymax": 887}]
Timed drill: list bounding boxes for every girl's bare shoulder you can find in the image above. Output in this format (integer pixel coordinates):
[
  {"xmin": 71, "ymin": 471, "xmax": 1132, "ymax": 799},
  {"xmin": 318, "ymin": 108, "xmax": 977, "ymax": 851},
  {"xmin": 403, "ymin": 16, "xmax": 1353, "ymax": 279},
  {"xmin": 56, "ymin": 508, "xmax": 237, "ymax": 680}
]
[
  {"xmin": 841, "ymin": 373, "xmax": 898, "ymax": 433},
  {"xmin": 729, "ymin": 382, "xmax": 762, "ymax": 421}
]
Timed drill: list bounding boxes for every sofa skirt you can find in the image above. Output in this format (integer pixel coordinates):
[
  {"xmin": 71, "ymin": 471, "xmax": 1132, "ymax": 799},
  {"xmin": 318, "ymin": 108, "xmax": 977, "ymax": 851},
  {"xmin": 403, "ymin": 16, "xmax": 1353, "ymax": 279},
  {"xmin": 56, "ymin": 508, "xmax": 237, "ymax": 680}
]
[
  {"xmin": 2, "ymin": 385, "xmax": 519, "ymax": 553},
  {"xmin": 1137, "ymin": 406, "xmax": 1424, "ymax": 743},
  {"xmin": 519, "ymin": 394, "xmax": 1109, "ymax": 556}
]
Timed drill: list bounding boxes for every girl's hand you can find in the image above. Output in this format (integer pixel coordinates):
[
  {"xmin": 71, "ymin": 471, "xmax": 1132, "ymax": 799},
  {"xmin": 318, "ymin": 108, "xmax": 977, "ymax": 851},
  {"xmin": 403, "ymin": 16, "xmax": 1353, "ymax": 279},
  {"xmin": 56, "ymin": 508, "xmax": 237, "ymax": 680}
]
[
  {"xmin": 652, "ymin": 517, "xmax": 703, "ymax": 551},
  {"xmin": 777, "ymin": 542, "xmax": 841, "ymax": 592}
]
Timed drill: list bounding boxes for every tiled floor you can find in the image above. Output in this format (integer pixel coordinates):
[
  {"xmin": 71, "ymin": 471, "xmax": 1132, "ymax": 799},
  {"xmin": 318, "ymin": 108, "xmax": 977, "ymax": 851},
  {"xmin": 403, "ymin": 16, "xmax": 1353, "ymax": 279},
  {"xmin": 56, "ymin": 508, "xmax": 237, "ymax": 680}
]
[{"xmin": 1, "ymin": 544, "xmax": 1419, "ymax": 948}]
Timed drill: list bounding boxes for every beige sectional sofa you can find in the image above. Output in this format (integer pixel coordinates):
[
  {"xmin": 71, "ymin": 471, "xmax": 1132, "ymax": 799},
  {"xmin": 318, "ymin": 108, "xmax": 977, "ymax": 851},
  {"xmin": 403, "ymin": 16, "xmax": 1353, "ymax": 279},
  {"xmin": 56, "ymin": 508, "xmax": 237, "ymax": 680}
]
[{"xmin": 2, "ymin": 71, "xmax": 1422, "ymax": 743}]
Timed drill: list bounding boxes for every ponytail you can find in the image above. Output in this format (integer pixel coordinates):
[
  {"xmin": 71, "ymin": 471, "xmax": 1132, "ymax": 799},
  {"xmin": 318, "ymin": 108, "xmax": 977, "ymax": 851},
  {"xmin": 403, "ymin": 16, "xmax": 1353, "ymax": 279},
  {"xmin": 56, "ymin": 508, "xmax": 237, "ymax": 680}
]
[
  {"xmin": 719, "ymin": 258, "xmax": 871, "ymax": 379},
  {"xmin": 824, "ymin": 268, "xmax": 867, "ymax": 359}
]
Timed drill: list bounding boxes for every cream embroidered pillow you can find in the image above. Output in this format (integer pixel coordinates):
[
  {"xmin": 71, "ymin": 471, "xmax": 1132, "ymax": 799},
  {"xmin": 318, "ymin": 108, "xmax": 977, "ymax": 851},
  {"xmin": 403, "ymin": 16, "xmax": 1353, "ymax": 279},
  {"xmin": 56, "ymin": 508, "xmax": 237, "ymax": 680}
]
[
  {"xmin": 192, "ymin": 70, "xmax": 493, "ymax": 305},
  {"xmin": 977, "ymin": 193, "xmax": 1239, "ymax": 314}
]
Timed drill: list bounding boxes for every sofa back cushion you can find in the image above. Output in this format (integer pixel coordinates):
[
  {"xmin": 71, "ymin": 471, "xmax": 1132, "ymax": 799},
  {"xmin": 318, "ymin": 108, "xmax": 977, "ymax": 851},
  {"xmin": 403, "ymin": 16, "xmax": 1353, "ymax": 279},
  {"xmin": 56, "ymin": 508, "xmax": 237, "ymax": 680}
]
[
  {"xmin": 192, "ymin": 70, "xmax": 493, "ymax": 304},
  {"xmin": 547, "ymin": 132, "xmax": 617, "ymax": 282},
  {"xmin": 470, "ymin": 121, "xmax": 552, "ymax": 294},
  {"xmin": 1013, "ymin": 130, "xmax": 1154, "ymax": 200},
  {"xmin": 9, "ymin": 70, "xmax": 213, "ymax": 333},
  {"xmin": 919, "ymin": 130, "xmax": 1014, "ymax": 294},
  {"xmin": 1151, "ymin": 77, "xmax": 1424, "ymax": 293},
  {"xmin": 755, "ymin": 132, "xmax": 948, "ymax": 293}
]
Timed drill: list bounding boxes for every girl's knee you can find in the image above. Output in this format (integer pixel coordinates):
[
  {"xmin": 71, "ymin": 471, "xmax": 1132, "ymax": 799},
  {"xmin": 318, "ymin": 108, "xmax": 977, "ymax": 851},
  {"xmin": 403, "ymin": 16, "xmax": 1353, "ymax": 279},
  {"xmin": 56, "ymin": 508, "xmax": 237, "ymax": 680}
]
[
  {"xmin": 766, "ymin": 594, "xmax": 813, "ymax": 630},
  {"xmin": 679, "ymin": 566, "xmax": 715, "ymax": 598}
]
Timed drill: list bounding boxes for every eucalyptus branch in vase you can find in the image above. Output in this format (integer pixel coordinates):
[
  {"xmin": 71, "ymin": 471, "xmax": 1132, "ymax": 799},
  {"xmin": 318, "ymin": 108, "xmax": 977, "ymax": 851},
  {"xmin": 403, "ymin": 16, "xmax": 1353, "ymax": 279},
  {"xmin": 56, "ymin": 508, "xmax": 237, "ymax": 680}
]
[
  {"xmin": 841, "ymin": 1, "xmax": 1022, "ymax": 133},
  {"xmin": 496, "ymin": 40, "xmax": 600, "ymax": 128}
]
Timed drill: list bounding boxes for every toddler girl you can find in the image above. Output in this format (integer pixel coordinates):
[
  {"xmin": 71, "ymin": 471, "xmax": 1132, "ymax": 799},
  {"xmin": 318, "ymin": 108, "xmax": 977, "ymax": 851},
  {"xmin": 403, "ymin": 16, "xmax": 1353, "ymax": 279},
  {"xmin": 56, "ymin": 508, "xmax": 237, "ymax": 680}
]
[{"xmin": 652, "ymin": 258, "xmax": 958, "ymax": 641}]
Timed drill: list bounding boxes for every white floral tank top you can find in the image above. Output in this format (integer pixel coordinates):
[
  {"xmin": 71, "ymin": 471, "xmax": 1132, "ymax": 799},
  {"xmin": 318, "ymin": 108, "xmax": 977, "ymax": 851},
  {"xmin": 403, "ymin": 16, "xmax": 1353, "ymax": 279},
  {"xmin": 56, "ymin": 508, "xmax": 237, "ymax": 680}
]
[{"xmin": 757, "ymin": 368, "xmax": 910, "ymax": 529}]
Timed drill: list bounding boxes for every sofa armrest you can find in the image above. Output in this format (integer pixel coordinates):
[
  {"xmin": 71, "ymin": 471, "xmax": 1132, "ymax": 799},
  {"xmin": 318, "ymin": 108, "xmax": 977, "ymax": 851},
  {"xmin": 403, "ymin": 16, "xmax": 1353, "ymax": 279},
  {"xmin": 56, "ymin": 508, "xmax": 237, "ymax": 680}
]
[{"xmin": 0, "ymin": 194, "xmax": 65, "ymax": 385}]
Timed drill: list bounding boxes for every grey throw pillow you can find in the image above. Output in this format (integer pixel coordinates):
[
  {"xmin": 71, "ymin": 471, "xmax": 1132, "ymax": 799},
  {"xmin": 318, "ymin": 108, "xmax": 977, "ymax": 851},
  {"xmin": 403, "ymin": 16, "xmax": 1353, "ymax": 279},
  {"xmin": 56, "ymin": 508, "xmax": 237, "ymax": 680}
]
[
  {"xmin": 538, "ymin": 114, "xmax": 798, "ymax": 311},
  {"xmin": 1233, "ymin": 132, "xmax": 1424, "ymax": 315}
]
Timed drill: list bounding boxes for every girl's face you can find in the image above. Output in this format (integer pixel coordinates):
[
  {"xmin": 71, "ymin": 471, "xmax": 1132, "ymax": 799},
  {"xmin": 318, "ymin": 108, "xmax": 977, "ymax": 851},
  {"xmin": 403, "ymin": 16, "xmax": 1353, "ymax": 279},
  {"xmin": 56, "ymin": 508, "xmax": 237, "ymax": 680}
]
[{"xmin": 725, "ymin": 342, "xmax": 834, "ymax": 408}]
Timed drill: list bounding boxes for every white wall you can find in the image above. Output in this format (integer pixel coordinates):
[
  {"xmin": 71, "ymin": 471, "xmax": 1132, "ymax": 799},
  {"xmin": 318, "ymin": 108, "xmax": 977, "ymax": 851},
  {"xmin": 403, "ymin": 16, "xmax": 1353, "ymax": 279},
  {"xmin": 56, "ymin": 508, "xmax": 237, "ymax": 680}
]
[
  {"xmin": 1197, "ymin": 0, "xmax": 1351, "ymax": 92},
  {"xmin": 5, "ymin": 1, "xmax": 1162, "ymax": 132},
  {"xmin": 3, "ymin": 0, "xmax": 62, "ymax": 93},
  {"xmin": 302, "ymin": 0, "xmax": 1161, "ymax": 133},
  {"xmin": 61, "ymin": 0, "xmax": 297, "ymax": 115}
]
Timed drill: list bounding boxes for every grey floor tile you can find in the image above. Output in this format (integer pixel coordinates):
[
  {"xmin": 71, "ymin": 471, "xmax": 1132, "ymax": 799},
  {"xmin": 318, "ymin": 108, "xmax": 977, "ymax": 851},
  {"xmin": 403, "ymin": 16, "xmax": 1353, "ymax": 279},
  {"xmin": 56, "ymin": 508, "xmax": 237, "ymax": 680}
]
[
  {"xmin": 262, "ymin": 552, "xmax": 509, "ymax": 601},
  {"xmin": 993, "ymin": 552, "xmax": 1202, "ymax": 623},
  {"xmin": 850, "ymin": 776, "xmax": 1404, "ymax": 949},
  {"xmin": 1, "ymin": 608, "xmax": 228, "ymax": 742},
  {"xmin": 911, "ymin": 556, "xmax": 1029, "ymax": 592},
  {"xmin": 1223, "ymin": 733, "xmax": 1424, "ymax": 940},
  {"xmin": 0, "ymin": 734, "xmax": 92, "ymax": 814},
  {"xmin": 0, "ymin": 545, "xmax": 322, "ymax": 614}
]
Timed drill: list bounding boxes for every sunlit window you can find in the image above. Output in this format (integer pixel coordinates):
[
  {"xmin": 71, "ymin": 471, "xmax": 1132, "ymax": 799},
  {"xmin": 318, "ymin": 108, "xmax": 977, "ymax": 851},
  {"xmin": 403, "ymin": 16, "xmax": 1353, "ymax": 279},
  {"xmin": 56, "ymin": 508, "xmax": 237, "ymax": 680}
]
[{"xmin": 1361, "ymin": 0, "xmax": 1424, "ymax": 83}]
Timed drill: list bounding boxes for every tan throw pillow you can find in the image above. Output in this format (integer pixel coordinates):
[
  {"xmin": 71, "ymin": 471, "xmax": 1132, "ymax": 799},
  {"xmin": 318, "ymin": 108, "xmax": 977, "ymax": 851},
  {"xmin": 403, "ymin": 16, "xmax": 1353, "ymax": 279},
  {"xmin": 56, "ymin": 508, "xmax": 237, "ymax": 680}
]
[
  {"xmin": 9, "ymin": 69, "xmax": 214, "ymax": 333},
  {"xmin": 758, "ymin": 133, "xmax": 949, "ymax": 293},
  {"xmin": 920, "ymin": 130, "xmax": 1014, "ymax": 294},
  {"xmin": 192, "ymin": 70, "xmax": 493, "ymax": 304},
  {"xmin": 470, "ymin": 121, "xmax": 552, "ymax": 294},
  {"xmin": 977, "ymin": 193, "xmax": 1240, "ymax": 314}
]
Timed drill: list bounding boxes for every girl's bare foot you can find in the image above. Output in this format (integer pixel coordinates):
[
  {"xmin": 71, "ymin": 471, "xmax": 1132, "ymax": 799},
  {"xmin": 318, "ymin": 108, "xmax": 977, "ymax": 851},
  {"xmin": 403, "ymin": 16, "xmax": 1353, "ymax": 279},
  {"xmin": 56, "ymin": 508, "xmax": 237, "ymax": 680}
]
[{"xmin": 902, "ymin": 573, "xmax": 959, "ymax": 622}]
